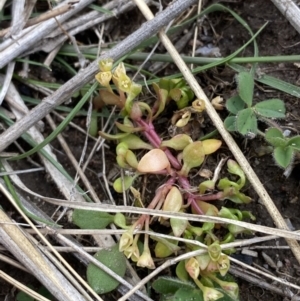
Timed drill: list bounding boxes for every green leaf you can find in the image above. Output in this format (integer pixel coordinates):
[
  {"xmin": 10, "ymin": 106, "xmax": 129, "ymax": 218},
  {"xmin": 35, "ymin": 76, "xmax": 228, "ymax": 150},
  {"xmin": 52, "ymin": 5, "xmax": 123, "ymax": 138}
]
[
  {"xmin": 265, "ymin": 127, "xmax": 286, "ymax": 147},
  {"xmin": 237, "ymin": 72, "xmax": 254, "ymax": 107},
  {"xmin": 227, "ymin": 159, "xmax": 246, "ymax": 189},
  {"xmin": 224, "ymin": 116, "xmax": 236, "ymax": 132},
  {"xmin": 287, "ymin": 136, "xmax": 300, "ymax": 151},
  {"xmin": 16, "ymin": 291, "xmax": 34, "ymax": 301},
  {"xmin": 113, "ymin": 175, "xmax": 135, "ymax": 193},
  {"xmin": 254, "ymin": 99, "xmax": 286, "ymax": 118},
  {"xmin": 87, "ymin": 244, "xmax": 126, "ymax": 294},
  {"xmin": 98, "ymin": 130, "xmax": 130, "ymax": 140},
  {"xmin": 115, "ymin": 121, "xmax": 144, "ymax": 133},
  {"xmin": 152, "ymin": 277, "xmax": 195, "ymax": 295},
  {"xmin": 72, "ymin": 209, "xmax": 114, "ymax": 229},
  {"xmin": 225, "ymin": 95, "xmax": 245, "ymax": 114},
  {"xmin": 273, "ymin": 146, "xmax": 294, "ymax": 168},
  {"xmin": 173, "ymin": 287, "xmax": 204, "ymax": 301},
  {"xmin": 235, "ymin": 108, "xmax": 257, "ymax": 135},
  {"xmin": 176, "ymin": 261, "xmax": 189, "ymax": 282}
]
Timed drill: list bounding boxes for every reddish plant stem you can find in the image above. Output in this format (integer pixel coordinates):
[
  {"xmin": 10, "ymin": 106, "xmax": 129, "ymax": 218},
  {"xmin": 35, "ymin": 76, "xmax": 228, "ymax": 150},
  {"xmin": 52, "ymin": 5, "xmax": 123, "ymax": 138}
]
[
  {"xmin": 136, "ymin": 178, "xmax": 175, "ymax": 228},
  {"xmin": 178, "ymin": 175, "xmax": 204, "ymax": 215}
]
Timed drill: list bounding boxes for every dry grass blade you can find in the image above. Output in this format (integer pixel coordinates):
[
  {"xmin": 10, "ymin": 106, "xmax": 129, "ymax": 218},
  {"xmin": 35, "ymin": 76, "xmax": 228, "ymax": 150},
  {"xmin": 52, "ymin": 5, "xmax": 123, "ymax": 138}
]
[
  {"xmin": 0, "ymin": 0, "xmax": 94, "ymax": 68},
  {"xmin": 0, "ymin": 270, "xmax": 50, "ymax": 301},
  {"xmin": 132, "ymin": 0, "xmax": 300, "ymax": 265},
  {"xmin": 271, "ymin": 0, "xmax": 300, "ymax": 34},
  {"xmin": 0, "ymin": 196, "xmax": 86, "ymax": 301}
]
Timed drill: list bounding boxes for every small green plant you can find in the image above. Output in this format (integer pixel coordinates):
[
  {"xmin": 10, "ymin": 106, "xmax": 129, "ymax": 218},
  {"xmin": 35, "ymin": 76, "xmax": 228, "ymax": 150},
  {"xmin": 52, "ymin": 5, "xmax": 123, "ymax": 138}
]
[
  {"xmin": 224, "ymin": 71, "xmax": 286, "ymax": 137},
  {"xmin": 265, "ymin": 128, "xmax": 300, "ymax": 168},
  {"xmin": 72, "ymin": 60, "xmax": 256, "ymax": 300},
  {"xmin": 224, "ymin": 71, "xmax": 300, "ymax": 169}
]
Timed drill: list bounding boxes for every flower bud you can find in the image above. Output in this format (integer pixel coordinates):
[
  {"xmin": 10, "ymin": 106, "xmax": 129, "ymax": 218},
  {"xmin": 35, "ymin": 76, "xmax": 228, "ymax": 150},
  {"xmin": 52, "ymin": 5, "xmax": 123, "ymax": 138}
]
[
  {"xmin": 124, "ymin": 244, "xmax": 140, "ymax": 262},
  {"xmin": 192, "ymin": 99, "xmax": 205, "ymax": 112},
  {"xmin": 208, "ymin": 241, "xmax": 222, "ymax": 262},
  {"xmin": 119, "ymin": 228, "xmax": 134, "ymax": 252},
  {"xmin": 200, "ymin": 284, "xmax": 224, "ymax": 301},
  {"xmin": 137, "ymin": 248, "xmax": 155, "ymax": 269},
  {"xmin": 218, "ymin": 254, "xmax": 230, "ymax": 276},
  {"xmin": 185, "ymin": 257, "xmax": 200, "ymax": 279},
  {"xmin": 210, "ymin": 276, "xmax": 239, "ymax": 300},
  {"xmin": 99, "ymin": 58, "xmax": 113, "ymax": 72},
  {"xmin": 95, "ymin": 71, "xmax": 112, "ymax": 87},
  {"xmin": 176, "ymin": 111, "xmax": 191, "ymax": 127}
]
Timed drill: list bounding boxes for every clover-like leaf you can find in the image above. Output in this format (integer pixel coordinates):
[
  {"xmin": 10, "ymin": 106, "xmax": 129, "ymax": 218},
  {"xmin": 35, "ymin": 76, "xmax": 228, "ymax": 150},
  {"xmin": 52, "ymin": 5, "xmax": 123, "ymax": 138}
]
[
  {"xmin": 254, "ymin": 99, "xmax": 286, "ymax": 118},
  {"xmin": 273, "ymin": 146, "xmax": 294, "ymax": 168},
  {"xmin": 265, "ymin": 127, "xmax": 286, "ymax": 147},
  {"xmin": 235, "ymin": 108, "xmax": 257, "ymax": 136},
  {"xmin": 87, "ymin": 244, "xmax": 126, "ymax": 294},
  {"xmin": 236, "ymin": 72, "xmax": 254, "ymax": 107},
  {"xmin": 224, "ymin": 116, "xmax": 237, "ymax": 132},
  {"xmin": 287, "ymin": 136, "xmax": 300, "ymax": 151},
  {"xmin": 226, "ymin": 95, "xmax": 245, "ymax": 114}
]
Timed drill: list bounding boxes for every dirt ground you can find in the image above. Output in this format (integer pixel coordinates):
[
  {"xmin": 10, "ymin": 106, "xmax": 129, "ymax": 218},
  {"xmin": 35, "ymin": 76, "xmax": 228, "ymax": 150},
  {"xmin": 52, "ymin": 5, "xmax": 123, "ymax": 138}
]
[{"xmin": 1, "ymin": 0, "xmax": 300, "ymax": 300}]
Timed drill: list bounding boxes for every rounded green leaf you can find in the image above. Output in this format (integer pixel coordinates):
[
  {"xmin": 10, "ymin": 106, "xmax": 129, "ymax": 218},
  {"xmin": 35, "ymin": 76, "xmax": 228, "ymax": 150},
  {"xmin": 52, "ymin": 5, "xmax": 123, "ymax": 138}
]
[
  {"xmin": 273, "ymin": 146, "xmax": 294, "ymax": 168},
  {"xmin": 113, "ymin": 176, "xmax": 134, "ymax": 193},
  {"xmin": 87, "ymin": 244, "xmax": 126, "ymax": 294},
  {"xmin": 287, "ymin": 136, "xmax": 300, "ymax": 151},
  {"xmin": 176, "ymin": 261, "xmax": 189, "ymax": 282},
  {"xmin": 237, "ymin": 72, "xmax": 254, "ymax": 107},
  {"xmin": 226, "ymin": 95, "xmax": 245, "ymax": 114},
  {"xmin": 254, "ymin": 99, "xmax": 286, "ymax": 118},
  {"xmin": 72, "ymin": 209, "xmax": 114, "ymax": 229},
  {"xmin": 224, "ymin": 116, "xmax": 236, "ymax": 132},
  {"xmin": 265, "ymin": 128, "xmax": 286, "ymax": 147},
  {"xmin": 236, "ymin": 108, "xmax": 257, "ymax": 136}
]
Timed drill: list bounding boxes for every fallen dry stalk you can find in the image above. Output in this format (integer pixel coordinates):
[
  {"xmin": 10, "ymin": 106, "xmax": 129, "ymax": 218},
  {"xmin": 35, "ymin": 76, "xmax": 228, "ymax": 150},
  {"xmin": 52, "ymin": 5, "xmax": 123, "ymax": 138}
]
[
  {"xmin": 0, "ymin": 198, "xmax": 86, "ymax": 301},
  {"xmin": 0, "ymin": 3, "xmax": 73, "ymax": 37}
]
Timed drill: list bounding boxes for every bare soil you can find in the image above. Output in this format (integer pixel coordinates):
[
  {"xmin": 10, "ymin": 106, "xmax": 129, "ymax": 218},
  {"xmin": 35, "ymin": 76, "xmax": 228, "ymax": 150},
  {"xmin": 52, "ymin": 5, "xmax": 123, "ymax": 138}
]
[{"xmin": 1, "ymin": 0, "xmax": 300, "ymax": 300}]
